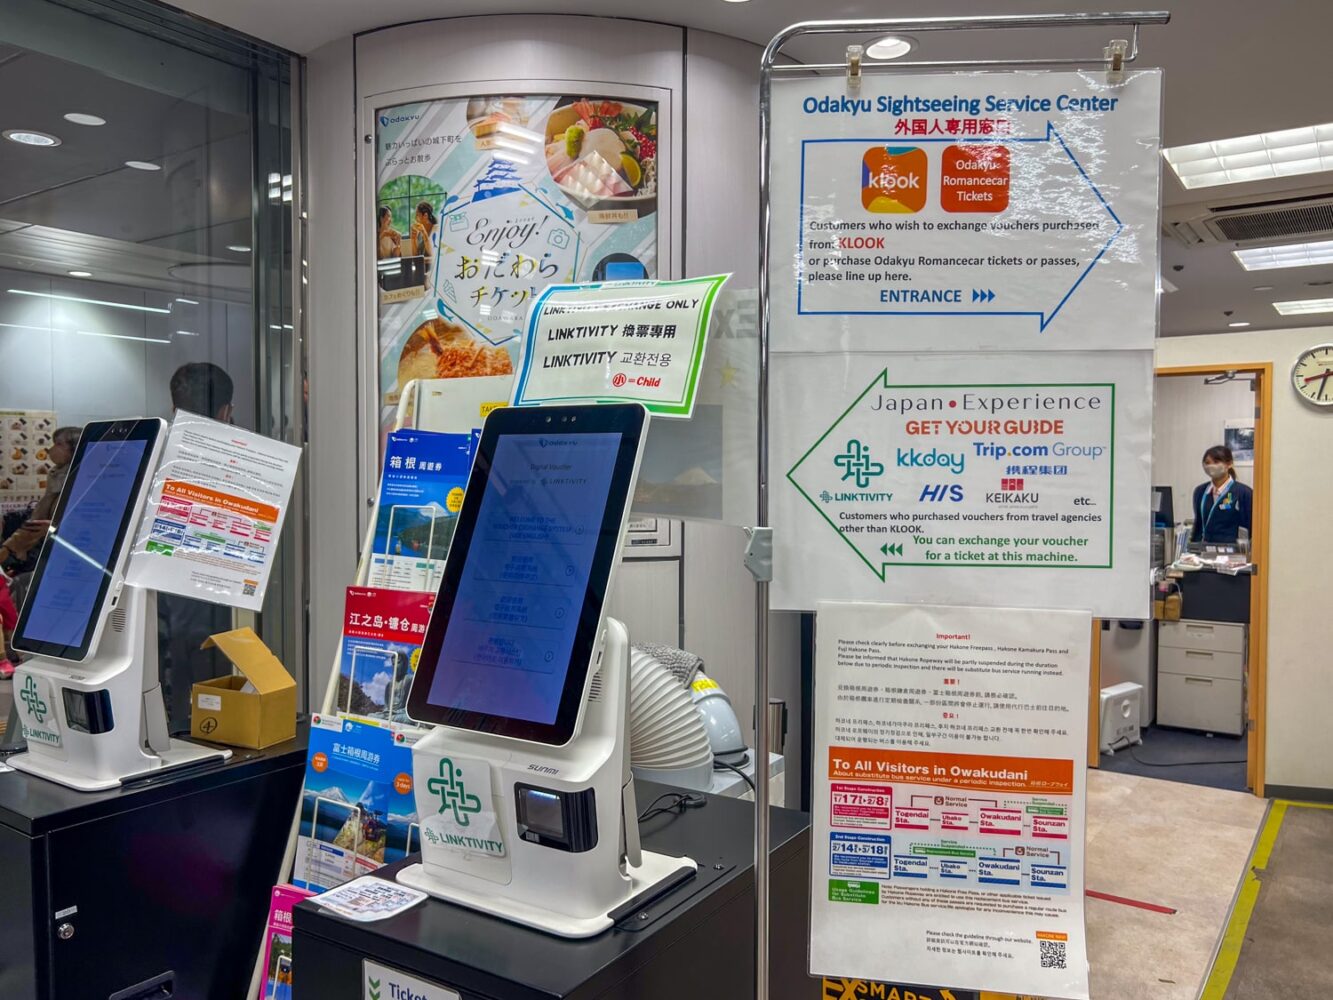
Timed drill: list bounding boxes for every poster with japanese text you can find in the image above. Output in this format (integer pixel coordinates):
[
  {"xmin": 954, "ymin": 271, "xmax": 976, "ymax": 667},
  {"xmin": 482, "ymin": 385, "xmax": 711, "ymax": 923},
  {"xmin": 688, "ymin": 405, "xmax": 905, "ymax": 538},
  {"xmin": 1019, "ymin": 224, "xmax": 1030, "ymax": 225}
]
[
  {"xmin": 811, "ymin": 601, "xmax": 1090, "ymax": 999},
  {"xmin": 374, "ymin": 94, "xmax": 662, "ymax": 439}
]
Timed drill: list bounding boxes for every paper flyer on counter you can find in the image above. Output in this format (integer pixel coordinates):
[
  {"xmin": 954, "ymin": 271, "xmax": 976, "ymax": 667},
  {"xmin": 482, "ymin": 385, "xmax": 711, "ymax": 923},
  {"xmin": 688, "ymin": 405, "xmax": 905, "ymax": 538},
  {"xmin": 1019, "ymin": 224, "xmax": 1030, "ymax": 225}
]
[
  {"xmin": 770, "ymin": 351, "xmax": 1152, "ymax": 619},
  {"xmin": 294, "ymin": 715, "xmax": 421, "ymax": 894},
  {"xmin": 810, "ymin": 601, "xmax": 1091, "ymax": 999},
  {"xmin": 336, "ymin": 587, "xmax": 434, "ymax": 725},
  {"xmin": 768, "ymin": 70, "xmax": 1161, "ymax": 355},
  {"xmin": 511, "ymin": 274, "xmax": 728, "ymax": 416},
  {"xmin": 125, "ymin": 412, "xmax": 301, "ymax": 611},
  {"xmin": 368, "ymin": 430, "xmax": 474, "ymax": 592},
  {"xmin": 260, "ymin": 883, "xmax": 312, "ymax": 1000}
]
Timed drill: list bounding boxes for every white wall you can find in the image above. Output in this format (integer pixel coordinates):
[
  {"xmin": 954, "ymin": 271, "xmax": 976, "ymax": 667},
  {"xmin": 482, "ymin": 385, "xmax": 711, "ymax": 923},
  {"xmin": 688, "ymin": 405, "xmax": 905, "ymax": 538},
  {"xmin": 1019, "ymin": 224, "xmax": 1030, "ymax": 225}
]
[
  {"xmin": 1157, "ymin": 328, "xmax": 1333, "ymax": 792},
  {"xmin": 1153, "ymin": 373, "xmax": 1254, "ymax": 529}
]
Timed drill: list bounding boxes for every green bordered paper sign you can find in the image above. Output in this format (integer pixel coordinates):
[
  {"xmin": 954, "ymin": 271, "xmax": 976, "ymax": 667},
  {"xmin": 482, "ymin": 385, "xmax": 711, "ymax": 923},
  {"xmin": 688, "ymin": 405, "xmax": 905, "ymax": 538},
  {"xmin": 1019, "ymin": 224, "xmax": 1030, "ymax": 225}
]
[{"xmin": 511, "ymin": 274, "xmax": 729, "ymax": 417}]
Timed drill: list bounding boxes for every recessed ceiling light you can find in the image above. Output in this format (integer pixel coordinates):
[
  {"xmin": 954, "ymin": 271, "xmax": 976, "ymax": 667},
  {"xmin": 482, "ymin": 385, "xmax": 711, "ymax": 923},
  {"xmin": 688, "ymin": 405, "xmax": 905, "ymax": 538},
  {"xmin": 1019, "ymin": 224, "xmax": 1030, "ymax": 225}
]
[
  {"xmin": 1228, "ymin": 321, "xmax": 1251, "ymax": 328},
  {"xmin": 226, "ymin": 244, "xmax": 251, "ymax": 253},
  {"xmin": 67, "ymin": 270, "xmax": 92, "ymax": 278},
  {"xmin": 6, "ymin": 288, "xmax": 170, "ymax": 314},
  {"xmin": 866, "ymin": 35, "xmax": 916, "ymax": 60},
  {"xmin": 4, "ymin": 129, "xmax": 60, "ymax": 147},
  {"xmin": 124, "ymin": 160, "xmax": 161, "ymax": 171},
  {"xmin": 1273, "ymin": 297, "xmax": 1333, "ymax": 316},
  {"xmin": 174, "ymin": 297, "xmax": 199, "ymax": 305},
  {"xmin": 1162, "ymin": 122, "xmax": 1333, "ymax": 190},
  {"xmin": 1233, "ymin": 238, "xmax": 1333, "ymax": 271},
  {"xmin": 1253, "ymin": 285, "xmax": 1275, "ymax": 291},
  {"xmin": 63, "ymin": 112, "xmax": 106, "ymax": 127},
  {"xmin": 721, "ymin": 0, "xmax": 750, "ymax": 4}
]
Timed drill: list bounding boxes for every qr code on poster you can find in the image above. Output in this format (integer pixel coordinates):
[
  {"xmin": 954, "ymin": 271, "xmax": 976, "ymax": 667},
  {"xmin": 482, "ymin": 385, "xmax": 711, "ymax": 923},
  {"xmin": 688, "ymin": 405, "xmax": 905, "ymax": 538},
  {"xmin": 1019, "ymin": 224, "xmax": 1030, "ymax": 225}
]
[{"xmin": 1039, "ymin": 938, "xmax": 1067, "ymax": 969}]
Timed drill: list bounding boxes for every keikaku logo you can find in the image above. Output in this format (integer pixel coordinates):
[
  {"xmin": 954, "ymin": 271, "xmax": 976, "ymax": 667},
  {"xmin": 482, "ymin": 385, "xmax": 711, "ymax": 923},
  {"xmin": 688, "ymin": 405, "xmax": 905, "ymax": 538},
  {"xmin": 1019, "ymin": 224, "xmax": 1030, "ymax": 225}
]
[
  {"xmin": 20, "ymin": 674, "xmax": 48, "ymax": 724},
  {"xmin": 862, "ymin": 146, "xmax": 928, "ymax": 213},
  {"xmin": 834, "ymin": 440, "xmax": 885, "ymax": 489},
  {"xmin": 428, "ymin": 757, "xmax": 482, "ymax": 825}
]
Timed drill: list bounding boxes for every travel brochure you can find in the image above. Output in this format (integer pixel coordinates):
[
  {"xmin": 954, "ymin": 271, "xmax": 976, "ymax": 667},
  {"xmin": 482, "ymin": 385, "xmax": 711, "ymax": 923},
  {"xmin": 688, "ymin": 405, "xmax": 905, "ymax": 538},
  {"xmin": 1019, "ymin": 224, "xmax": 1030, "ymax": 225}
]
[
  {"xmin": 337, "ymin": 586, "xmax": 434, "ymax": 725},
  {"xmin": 367, "ymin": 429, "xmax": 475, "ymax": 593}
]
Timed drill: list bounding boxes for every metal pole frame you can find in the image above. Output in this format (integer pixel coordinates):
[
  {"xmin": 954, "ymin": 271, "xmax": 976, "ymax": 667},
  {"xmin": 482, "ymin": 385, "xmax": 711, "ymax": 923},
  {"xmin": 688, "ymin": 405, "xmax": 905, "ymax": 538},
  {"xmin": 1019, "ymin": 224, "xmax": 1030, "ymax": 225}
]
[{"xmin": 752, "ymin": 12, "xmax": 1169, "ymax": 998}]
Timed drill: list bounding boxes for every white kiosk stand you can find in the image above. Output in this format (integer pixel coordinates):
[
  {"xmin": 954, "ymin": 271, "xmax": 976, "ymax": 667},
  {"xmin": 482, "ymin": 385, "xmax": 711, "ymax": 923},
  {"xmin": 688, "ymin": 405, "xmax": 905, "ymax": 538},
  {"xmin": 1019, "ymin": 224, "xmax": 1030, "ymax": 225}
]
[
  {"xmin": 9, "ymin": 419, "xmax": 229, "ymax": 791},
  {"xmin": 396, "ymin": 403, "xmax": 696, "ymax": 937}
]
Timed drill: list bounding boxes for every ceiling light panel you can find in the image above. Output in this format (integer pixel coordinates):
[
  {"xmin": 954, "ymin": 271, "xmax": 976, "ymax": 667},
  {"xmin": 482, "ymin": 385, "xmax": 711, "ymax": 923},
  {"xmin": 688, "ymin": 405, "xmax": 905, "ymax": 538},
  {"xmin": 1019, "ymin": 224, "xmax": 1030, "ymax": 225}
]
[
  {"xmin": 1163, "ymin": 123, "xmax": 1333, "ymax": 189},
  {"xmin": 7, "ymin": 288, "xmax": 170, "ymax": 314},
  {"xmin": 1273, "ymin": 297, "xmax": 1333, "ymax": 315},
  {"xmin": 1233, "ymin": 239, "xmax": 1333, "ymax": 271}
]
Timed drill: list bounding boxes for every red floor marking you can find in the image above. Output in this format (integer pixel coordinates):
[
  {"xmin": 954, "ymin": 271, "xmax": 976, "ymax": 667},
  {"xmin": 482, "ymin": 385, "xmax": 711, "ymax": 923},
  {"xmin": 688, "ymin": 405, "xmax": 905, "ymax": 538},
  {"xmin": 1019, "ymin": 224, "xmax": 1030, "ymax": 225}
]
[{"xmin": 1085, "ymin": 888, "xmax": 1177, "ymax": 914}]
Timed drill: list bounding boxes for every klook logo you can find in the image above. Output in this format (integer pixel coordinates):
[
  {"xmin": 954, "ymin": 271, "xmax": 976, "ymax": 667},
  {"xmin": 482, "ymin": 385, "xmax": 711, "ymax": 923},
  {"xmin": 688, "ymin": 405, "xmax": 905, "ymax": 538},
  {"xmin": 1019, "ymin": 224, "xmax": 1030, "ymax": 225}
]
[
  {"xmin": 427, "ymin": 757, "xmax": 482, "ymax": 826},
  {"xmin": 862, "ymin": 146, "xmax": 928, "ymax": 213}
]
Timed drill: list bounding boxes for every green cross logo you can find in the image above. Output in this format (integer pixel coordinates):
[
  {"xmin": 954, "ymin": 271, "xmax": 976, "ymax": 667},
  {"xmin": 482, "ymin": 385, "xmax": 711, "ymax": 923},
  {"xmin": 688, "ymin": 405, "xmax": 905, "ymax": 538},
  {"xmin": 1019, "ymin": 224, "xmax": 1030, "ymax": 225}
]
[
  {"xmin": 427, "ymin": 757, "xmax": 482, "ymax": 826},
  {"xmin": 19, "ymin": 675, "xmax": 48, "ymax": 725},
  {"xmin": 834, "ymin": 439, "xmax": 884, "ymax": 489}
]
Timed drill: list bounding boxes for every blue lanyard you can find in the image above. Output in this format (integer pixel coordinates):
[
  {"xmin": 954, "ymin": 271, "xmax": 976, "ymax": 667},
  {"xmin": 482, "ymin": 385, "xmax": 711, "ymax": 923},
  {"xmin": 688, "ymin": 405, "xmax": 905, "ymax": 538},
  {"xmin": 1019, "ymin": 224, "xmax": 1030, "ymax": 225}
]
[{"xmin": 1203, "ymin": 482, "xmax": 1233, "ymax": 534}]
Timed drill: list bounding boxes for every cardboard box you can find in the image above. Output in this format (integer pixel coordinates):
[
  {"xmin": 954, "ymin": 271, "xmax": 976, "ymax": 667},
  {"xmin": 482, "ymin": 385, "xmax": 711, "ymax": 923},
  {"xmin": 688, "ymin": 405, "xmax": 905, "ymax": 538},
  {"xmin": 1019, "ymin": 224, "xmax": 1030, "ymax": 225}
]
[{"xmin": 191, "ymin": 628, "xmax": 296, "ymax": 749}]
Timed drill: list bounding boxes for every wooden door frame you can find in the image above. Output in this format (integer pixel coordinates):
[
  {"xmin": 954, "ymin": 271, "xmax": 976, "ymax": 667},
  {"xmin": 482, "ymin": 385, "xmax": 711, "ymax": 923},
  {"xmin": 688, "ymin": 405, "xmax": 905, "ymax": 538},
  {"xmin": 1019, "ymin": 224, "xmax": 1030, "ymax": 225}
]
[{"xmin": 1089, "ymin": 363, "xmax": 1272, "ymax": 796}]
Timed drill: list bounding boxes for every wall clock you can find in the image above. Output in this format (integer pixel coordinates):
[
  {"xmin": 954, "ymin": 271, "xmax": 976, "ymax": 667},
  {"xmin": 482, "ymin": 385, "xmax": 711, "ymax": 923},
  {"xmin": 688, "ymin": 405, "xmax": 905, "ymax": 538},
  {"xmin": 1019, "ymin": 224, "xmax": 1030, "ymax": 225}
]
[{"xmin": 1292, "ymin": 344, "xmax": 1333, "ymax": 407}]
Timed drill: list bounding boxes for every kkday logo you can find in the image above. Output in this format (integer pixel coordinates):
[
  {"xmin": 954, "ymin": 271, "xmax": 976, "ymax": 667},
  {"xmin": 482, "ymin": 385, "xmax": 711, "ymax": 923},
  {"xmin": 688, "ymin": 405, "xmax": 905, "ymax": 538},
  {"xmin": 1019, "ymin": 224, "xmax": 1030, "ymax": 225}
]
[
  {"xmin": 896, "ymin": 447, "xmax": 964, "ymax": 475},
  {"xmin": 862, "ymin": 146, "xmax": 928, "ymax": 213},
  {"xmin": 20, "ymin": 674, "xmax": 48, "ymax": 724},
  {"xmin": 378, "ymin": 111, "xmax": 422, "ymax": 127},
  {"xmin": 428, "ymin": 757, "xmax": 482, "ymax": 825},
  {"xmin": 834, "ymin": 439, "xmax": 885, "ymax": 489}
]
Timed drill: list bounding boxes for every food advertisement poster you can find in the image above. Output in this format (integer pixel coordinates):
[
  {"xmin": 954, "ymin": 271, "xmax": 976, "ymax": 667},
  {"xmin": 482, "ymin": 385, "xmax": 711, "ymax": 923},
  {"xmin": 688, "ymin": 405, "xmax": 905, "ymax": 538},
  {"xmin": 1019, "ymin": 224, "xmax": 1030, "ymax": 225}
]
[
  {"xmin": 126, "ymin": 412, "xmax": 302, "ymax": 611},
  {"xmin": 768, "ymin": 70, "xmax": 1162, "ymax": 354},
  {"xmin": 0, "ymin": 409, "xmax": 56, "ymax": 499},
  {"xmin": 811, "ymin": 601, "xmax": 1091, "ymax": 999},
  {"xmin": 770, "ymin": 351, "xmax": 1152, "ymax": 619},
  {"xmin": 374, "ymin": 94, "xmax": 661, "ymax": 436}
]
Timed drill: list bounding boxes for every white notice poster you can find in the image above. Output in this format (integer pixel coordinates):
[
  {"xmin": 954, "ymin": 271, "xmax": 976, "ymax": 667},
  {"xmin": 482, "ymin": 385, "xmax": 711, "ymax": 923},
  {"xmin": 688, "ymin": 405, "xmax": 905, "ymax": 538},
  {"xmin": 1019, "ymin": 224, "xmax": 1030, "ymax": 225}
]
[
  {"xmin": 771, "ymin": 351, "xmax": 1151, "ymax": 619},
  {"xmin": 127, "ymin": 412, "xmax": 301, "ymax": 611},
  {"xmin": 769, "ymin": 70, "xmax": 1161, "ymax": 354},
  {"xmin": 811, "ymin": 601, "xmax": 1091, "ymax": 999}
]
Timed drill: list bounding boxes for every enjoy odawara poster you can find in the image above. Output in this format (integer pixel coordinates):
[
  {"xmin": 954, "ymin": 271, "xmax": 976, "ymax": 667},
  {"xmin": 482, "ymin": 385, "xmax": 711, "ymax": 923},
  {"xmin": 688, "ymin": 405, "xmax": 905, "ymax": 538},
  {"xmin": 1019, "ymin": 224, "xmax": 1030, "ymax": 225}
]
[{"xmin": 373, "ymin": 94, "xmax": 662, "ymax": 435}]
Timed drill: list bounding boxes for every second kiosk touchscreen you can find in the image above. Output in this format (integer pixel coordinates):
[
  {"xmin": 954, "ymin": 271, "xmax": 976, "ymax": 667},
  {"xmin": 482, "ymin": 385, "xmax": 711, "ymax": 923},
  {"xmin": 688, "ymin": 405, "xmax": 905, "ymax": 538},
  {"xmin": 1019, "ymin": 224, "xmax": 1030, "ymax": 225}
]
[{"xmin": 406, "ymin": 404, "xmax": 647, "ymax": 745}]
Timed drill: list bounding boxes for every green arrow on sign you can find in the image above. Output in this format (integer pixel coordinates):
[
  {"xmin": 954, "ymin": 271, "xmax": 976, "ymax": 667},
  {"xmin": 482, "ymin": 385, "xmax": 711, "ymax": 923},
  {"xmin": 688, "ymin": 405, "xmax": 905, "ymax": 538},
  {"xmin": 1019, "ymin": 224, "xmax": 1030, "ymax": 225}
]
[{"xmin": 879, "ymin": 542, "xmax": 904, "ymax": 558}]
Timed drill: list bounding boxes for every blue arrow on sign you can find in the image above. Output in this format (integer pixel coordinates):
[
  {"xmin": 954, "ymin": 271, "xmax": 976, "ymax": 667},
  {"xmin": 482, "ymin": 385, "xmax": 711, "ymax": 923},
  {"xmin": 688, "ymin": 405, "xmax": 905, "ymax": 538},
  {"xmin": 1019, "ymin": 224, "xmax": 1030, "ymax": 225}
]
[{"xmin": 797, "ymin": 122, "xmax": 1125, "ymax": 331}]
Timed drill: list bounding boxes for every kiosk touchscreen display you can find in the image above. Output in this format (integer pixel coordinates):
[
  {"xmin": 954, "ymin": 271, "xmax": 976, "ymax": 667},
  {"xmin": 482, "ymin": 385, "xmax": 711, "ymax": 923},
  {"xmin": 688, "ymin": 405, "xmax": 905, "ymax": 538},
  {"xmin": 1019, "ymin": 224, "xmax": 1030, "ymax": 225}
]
[
  {"xmin": 13, "ymin": 419, "xmax": 161, "ymax": 661},
  {"xmin": 408, "ymin": 405, "xmax": 645, "ymax": 744}
]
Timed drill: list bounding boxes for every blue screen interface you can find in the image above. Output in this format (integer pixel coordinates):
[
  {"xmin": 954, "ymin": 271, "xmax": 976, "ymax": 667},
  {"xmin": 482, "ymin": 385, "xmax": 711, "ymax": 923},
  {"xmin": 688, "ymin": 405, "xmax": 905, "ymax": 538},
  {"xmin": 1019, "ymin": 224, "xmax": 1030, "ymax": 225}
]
[
  {"xmin": 425, "ymin": 431, "xmax": 622, "ymax": 724},
  {"xmin": 21, "ymin": 438, "xmax": 147, "ymax": 650}
]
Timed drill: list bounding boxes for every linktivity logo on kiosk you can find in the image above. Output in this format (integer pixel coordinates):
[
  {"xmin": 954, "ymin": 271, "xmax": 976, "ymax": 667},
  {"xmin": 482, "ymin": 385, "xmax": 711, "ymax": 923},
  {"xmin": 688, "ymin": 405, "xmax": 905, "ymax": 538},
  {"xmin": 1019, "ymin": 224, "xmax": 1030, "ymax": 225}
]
[
  {"xmin": 428, "ymin": 757, "xmax": 481, "ymax": 825},
  {"xmin": 20, "ymin": 674, "xmax": 48, "ymax": 724}
]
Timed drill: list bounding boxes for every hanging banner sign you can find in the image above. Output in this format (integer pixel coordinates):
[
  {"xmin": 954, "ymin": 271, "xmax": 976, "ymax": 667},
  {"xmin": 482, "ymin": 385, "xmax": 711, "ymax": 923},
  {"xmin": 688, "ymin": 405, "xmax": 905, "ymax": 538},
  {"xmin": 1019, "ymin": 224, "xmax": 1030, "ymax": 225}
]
[
  {"xmin": 127, "ymin": 412, "xmax": 301, "ymax": 611},
  {"xmin": 770, "ymin": 351, "xmax": 1151, "ymax": 619},
  {"xmin": 811, "ymin": 602, "xmax": 1091, "ymax": 1000},
  {"xmin": 511, "ymin": 274, "xmax": 728, "ymax": 416},
  {"xmin": 769, "ymin": 70, "xmax": 1161, "ymax": 354}
]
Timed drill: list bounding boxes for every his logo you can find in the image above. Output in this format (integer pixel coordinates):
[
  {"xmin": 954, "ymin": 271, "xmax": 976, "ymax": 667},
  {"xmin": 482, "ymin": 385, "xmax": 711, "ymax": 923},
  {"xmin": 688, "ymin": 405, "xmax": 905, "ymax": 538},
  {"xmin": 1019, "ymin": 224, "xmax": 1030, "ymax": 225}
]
[
  {"xmin": 19, "ymin": 675, "xmax": 48, "ymax": 724},
  {"xmin": 861, "ymin": 146, "xmax": 928, "ymax": 213},
  {"xmin": 834, "ymin": 439, "xmax": 885, "ymax": 489},
  {"xmin": 428, "ymin": 757, "xmax": 482, "ymax": 826},
  {"xmin": 919, "ymin": 484, "xmax": 964, "ymax": 502}
]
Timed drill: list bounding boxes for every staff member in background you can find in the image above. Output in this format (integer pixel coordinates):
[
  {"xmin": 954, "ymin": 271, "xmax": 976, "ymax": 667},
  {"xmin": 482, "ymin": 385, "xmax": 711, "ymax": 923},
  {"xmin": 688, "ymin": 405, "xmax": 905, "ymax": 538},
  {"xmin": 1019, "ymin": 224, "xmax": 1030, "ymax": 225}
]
[{"xmin": 1191, "ymin": 445, "xmax": 1253, "ymax": 545}]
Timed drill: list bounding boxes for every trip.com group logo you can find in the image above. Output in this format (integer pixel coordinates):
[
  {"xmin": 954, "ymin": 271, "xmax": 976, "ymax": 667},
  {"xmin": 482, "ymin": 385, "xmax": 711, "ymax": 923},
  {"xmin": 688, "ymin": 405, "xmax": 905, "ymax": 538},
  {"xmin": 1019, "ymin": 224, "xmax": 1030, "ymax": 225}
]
[{"xmin": 862, "ymin": 146, "xmax": 927, "ymax": 213}]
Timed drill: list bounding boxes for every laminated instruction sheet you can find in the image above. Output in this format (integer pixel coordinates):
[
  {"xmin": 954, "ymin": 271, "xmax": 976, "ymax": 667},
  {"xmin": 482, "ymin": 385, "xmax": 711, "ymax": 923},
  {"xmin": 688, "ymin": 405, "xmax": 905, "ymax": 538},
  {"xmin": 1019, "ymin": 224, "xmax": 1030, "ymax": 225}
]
[{"xmin": 811, "ymin": 601, "xmax": 1091, "ymax": 999}]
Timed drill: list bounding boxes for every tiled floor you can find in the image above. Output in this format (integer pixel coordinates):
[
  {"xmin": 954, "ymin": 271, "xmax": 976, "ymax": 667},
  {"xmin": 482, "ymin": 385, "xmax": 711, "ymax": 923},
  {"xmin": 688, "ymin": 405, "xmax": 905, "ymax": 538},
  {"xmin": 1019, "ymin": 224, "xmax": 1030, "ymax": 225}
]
[{"xmin": 1084, "ymin": 770, "xmax": 1267, "ymax": 999}]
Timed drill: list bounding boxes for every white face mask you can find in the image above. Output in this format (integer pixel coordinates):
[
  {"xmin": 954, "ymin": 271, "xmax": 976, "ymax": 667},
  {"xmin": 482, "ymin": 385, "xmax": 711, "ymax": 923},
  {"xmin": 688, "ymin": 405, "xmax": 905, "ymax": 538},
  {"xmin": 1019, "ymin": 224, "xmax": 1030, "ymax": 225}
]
[{"xmin": 1203, "ymin": 463, "xmax": 1227, "ymax": 480}]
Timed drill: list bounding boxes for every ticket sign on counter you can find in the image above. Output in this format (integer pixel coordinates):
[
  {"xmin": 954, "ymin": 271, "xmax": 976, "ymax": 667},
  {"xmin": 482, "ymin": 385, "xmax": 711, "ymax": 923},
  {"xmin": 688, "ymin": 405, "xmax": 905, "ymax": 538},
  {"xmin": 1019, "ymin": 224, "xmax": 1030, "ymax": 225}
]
[
  {"xmin": 770, "ymin": 351, "xmax": 1152, "ymax": 620},
  {"xmin": 511, "ymin": 274, "xmax": 728, "ymax": 417},
  {"xmin": 811, "ymin": 602, "xmax": 1091, "ymax": 999},
  {"xmin": 769, "ymin": 71, "xmax": 1161, "ymax": 354}
]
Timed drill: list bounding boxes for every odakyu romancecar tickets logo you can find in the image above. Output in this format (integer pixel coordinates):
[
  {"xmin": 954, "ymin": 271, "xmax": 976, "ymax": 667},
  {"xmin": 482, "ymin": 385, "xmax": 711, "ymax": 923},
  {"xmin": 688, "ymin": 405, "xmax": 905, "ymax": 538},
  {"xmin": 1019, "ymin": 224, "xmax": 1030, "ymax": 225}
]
[{"xmin": 861, "ymin": 146, "xmax": 928, "ymax": 213}]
